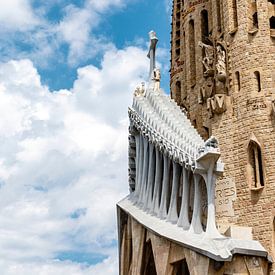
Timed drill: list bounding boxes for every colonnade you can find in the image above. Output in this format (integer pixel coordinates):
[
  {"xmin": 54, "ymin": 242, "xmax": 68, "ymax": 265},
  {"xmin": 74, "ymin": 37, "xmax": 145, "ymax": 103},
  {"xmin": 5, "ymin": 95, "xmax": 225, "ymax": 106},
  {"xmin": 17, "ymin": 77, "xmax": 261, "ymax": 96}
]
[{"xmin": 129, "ymin": 132, "xmax": 220, "ymax": 237}]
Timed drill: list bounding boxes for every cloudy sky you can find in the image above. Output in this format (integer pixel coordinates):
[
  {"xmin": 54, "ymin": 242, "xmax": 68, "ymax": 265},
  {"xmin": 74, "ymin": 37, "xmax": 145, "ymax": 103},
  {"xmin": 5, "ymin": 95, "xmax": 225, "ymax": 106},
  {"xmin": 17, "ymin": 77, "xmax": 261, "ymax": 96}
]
[{"xmin": 0, "ymin": 0, "xmax": 171, "ymax": 274}]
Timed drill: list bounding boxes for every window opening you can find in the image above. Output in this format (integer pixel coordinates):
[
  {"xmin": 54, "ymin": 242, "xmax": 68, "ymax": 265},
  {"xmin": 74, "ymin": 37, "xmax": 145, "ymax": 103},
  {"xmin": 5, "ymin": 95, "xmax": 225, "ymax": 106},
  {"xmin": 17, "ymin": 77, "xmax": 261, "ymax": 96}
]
[
  {"xmin": 235, "ymin": 71, "xmax": 241, "ymax": 91},
  {"xmin": 248, "ymin": 140, "xmax": 264, "ymax": 189},
  {"xmin": 201, "ymin": 10, "xmax": 209, "ymax": 43},
  {"xmin": 254, "ymin": 71, "xmax": 261, "ymax": 92}
]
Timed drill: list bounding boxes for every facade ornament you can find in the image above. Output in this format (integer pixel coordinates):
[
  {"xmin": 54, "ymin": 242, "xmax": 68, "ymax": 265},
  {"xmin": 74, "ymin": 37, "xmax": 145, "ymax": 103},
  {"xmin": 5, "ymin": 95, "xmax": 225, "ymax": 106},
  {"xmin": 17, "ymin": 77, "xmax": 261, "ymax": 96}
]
[
  {"xmin": 207, "ymin": 94, "xmax": 227, "ymax": 114},
  {"xmin": 134, "ymin": 82, "xmax": 145, "ymax": 97},
  {"xmin": 198, "ymin": 77, "xmax": 214, "ymax": 104},
  {"xmin": 198, "ymin": 41, "xmax": 214, "ymax": 77},
  {"xmin": 216, "ymin": 44, "xmax": 226, "ymax": 82},
  {"xmin": 153, "ymin": 68, "xmax": 161, "ymax": 91}
]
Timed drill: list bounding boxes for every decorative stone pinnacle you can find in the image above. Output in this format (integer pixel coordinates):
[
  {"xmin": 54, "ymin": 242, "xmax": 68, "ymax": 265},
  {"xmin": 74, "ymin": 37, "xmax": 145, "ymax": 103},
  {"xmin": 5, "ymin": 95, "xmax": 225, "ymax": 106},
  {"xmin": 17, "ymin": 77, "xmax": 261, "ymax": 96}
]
[{"xmin": 147, "ymin": 30, "xmax": 158, "ymax": 80}]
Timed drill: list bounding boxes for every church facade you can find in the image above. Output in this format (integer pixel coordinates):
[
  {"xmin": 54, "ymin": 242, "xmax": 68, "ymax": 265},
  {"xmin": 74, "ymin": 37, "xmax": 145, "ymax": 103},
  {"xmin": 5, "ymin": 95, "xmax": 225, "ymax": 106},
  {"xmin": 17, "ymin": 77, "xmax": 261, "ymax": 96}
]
[{"xmin": 117, "ymin": 0, "xmax": 275, "ymax": 273}]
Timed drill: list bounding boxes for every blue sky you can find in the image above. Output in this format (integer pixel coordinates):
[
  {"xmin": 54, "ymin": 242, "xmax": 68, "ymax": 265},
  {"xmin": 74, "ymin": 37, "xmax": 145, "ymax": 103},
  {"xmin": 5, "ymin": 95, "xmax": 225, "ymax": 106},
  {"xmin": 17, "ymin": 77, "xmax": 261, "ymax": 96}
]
[{"xmin": 0, "ymin": 0, "xmax": 171, "ymax": 274}]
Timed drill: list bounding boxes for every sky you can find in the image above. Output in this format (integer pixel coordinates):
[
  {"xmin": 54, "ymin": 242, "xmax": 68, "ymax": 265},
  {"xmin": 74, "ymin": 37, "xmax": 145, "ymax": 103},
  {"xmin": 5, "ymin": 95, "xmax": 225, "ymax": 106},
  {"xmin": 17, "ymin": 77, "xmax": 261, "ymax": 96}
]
[{"xmin": 0, "ymin": 0, "xmax": 171, "ymax": 274}]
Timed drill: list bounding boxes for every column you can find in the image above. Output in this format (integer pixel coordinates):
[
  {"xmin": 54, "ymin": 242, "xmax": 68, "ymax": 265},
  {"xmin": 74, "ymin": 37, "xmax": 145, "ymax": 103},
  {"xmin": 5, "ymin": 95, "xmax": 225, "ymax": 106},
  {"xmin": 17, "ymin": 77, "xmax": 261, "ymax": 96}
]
[
  {"xmin": 150, "ymin": 149, "xmax": 163, "ymax": 216},
  {"xmin": 189, "ymin": 174, "xmax": 203, "ymax": 234},
  {"xmin": 143, "ymin": 143, "xmax": 156, "ymax": 211},
  {"xmin": 167, "ymin": 161, "xmax": 181, "ymax": 224},
  {"xmin": 158, "ymin": 154, "xmax": 171, "ymax": 220},
  {"xmin": 204, "ymin": 161, "xmax": 220, "ymax": 237},
  {"xmin": 133, "ymin": 134, "xmax": 144, "ymax": 204},
  {"xmin": 177, "ymin": 168, "xmax": 190, "ymax": 230},
  {"xmin": 137, "ymin": 137, "xmax": 149, "ymax": 206}
]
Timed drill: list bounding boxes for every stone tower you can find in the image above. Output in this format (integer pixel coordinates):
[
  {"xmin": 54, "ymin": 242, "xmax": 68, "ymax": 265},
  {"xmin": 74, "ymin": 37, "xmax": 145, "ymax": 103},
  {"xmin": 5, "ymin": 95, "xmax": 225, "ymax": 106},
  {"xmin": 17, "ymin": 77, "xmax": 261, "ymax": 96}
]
[
  {"xmin": 117, "ymin": 0, "xmax": 275, "ymax": 274},
  {"xmin": 170, "ymin": 0, "xmax": 275, "ymax": 271}
]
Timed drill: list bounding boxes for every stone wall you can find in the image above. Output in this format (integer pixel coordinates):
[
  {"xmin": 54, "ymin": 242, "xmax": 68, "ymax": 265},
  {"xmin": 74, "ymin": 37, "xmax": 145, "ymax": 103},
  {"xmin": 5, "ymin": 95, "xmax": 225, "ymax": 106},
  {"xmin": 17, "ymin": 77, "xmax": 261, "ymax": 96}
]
[{"xmin": 170, "ymin": 0, "xmax": 275, "ymax": 271}]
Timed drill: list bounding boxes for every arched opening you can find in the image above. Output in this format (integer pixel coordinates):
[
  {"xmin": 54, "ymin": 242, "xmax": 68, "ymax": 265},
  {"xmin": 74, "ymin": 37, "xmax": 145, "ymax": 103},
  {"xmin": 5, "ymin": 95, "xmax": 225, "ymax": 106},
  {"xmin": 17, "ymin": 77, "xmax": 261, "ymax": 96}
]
[
  {"xmin": 248, "ymin": 140, "xmax": 264, "ymax": 189},
  {"xmin": 189, "ymin": 20, "xmax": 196, "ymax": 86},
  {"xmin": 201, "ymin": 10, "xmax": 209, "ymax": 43},
  {"xmin": 254, "ymin": 71, "xmax": 261, "ymax": 92},
  {"xmin": 142, "ymin": 240, "xmax": 157, "ymax": 275},
  {"xmin": 234, "ymin": 71, "xmax": 241, "ymax": 92},
  {"xmin": 172, "ymin": 259, "xmax": 190, "ymax": 275}
]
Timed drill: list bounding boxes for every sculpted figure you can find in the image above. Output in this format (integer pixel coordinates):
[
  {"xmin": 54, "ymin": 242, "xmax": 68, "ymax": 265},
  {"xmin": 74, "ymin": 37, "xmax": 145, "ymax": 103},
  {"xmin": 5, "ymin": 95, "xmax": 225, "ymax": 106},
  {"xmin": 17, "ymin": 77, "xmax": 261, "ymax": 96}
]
[
  {"xmin": 198, "ymin": 41, "xmax": 214, "ymax": 76},
  {"xmin": 153, "ymin": 68, "xmax": 161, "ymax": 91},
  {"xmin": 134, "ymin": 82, "xmax": 145, "ymax": 97},
  {"xmin": 216, "ymin": 45, "xmax": 226, "ymax": 82}
]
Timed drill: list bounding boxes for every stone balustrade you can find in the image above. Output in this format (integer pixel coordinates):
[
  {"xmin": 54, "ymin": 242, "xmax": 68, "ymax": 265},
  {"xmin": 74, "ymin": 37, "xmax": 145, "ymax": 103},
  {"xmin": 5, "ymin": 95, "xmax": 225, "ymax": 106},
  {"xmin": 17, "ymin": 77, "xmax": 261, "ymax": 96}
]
[{"xmin": 128, "ymin": 86, "xmax": 224, "ymax": 238}]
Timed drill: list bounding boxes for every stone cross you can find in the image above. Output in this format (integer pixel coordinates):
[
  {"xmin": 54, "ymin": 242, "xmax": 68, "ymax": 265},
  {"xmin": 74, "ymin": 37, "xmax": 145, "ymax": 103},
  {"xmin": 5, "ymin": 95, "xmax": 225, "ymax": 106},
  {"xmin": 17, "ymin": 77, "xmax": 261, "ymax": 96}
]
[{"xmin": 147, "ymin": 30, "xmax": 158, "ymax": 80}]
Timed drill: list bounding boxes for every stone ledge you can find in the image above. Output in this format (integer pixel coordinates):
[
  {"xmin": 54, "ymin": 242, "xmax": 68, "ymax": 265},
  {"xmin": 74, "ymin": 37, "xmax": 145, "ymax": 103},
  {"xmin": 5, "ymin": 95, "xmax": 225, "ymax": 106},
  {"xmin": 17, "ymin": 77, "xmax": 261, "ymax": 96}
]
[{"xmin": 117, "ymin": 196, "xmax": 269, "ymax": 262}]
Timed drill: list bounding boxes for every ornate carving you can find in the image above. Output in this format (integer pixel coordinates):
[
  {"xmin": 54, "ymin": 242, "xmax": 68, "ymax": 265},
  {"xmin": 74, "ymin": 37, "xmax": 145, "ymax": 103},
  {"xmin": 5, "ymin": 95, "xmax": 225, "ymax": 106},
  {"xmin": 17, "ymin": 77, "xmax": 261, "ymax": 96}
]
[
  {"xmin": 207, "ymin": 94, "xmax": 227, "ymax": 115},
  {"xmin": 199, "ymin": 41, "xmax": 214, "ymax": 77},
  {"xmin": 134, "ymin": 82, "xmax": 145, "ymax": 97},
  {"xmin": 198, "ymin": 77, "xmax": 214, "ymax": 104}
]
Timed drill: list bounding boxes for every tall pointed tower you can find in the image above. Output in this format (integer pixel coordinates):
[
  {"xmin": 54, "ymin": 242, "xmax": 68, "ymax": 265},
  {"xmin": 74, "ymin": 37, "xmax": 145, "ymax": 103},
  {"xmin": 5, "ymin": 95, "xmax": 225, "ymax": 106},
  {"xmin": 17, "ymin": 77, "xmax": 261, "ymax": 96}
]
[
  {"xmin": 170, "ymin": 0, "xmax": 275, "ymax": 271},
  {"xmin": 117, "ymin": 0, "xmax": 275, "ymax": 274}
]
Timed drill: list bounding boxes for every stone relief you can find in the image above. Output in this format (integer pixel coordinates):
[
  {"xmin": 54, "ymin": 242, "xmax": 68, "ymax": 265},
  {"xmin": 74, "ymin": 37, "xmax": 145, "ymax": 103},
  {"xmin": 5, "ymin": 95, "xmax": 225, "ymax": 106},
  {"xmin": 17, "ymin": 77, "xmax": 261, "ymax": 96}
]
[
  {"xmin": 198, "ymin": 40, "xmax": 228, "ymax": 115},
  {"xmin": 199, "ymin": 41, "xmax": 214, "ymax": 77}
]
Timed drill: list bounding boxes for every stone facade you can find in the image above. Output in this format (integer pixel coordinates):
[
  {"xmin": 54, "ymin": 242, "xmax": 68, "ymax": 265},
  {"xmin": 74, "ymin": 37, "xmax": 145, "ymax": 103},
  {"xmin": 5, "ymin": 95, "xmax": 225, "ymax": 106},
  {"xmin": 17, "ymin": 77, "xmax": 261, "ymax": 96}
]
[{"xmin": 170, "ymin": 0, "xmax": 275, "ymax": 273}]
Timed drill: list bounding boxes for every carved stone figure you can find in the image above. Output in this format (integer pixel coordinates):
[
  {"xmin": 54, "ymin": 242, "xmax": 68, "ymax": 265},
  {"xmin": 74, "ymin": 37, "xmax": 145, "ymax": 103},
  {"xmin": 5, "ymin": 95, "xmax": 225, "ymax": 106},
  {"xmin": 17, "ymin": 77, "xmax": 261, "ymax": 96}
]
[
  {"xmin": 153, "ymin": 68, "xmax": 161, "ymax": 91},
  {"xmin": 198, "ymin": 77, "xmax": 214, "ymax": 104},
  {"xmin": 134, "ymin": 82, "xmax": 145, "ymax": 97},
  {"xmin": 199, "ymin": 41, "xmax": 214, "ymax": 76},
  {"xmin": 216, "ymin": 45, "xmax": 226, "ymax": 82}
]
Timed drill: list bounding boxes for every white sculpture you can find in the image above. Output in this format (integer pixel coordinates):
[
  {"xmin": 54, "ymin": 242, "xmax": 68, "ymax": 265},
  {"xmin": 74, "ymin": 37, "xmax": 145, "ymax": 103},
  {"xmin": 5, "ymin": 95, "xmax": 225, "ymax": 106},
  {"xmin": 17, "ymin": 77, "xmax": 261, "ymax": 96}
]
[{"xmin": 153, "ymin": 68, "xmax": 161, "ymax": 91}]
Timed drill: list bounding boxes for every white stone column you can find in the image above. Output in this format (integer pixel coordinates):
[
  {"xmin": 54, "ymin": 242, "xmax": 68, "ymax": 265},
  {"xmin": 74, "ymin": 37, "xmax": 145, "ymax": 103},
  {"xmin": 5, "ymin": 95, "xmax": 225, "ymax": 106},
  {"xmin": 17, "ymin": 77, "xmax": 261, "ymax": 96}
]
[
  {"xmin": 167, "ymin": 161, "xmax": 181, "ymax": 223},
  {"xmin": 133, "ymin": 134, "xmax": 143, "ymax": 203},
  {"xmin": 143, "ymin": 143, "xmax": 156, "ymax": 211},
  {"xmin": 137, "ymin": 137, "xmax": 149, "ymax": 206},
  {"xmin": 177, "ymin": 168, "xmax": 190, "ymax": 230},
  {"xmin": 158, "ymin": 154, "xmax": 171, "ymax": 220},
  {"xmin": 150, "ymin": 149, "xmax": 163, "ymax": 216},
  {"xmin": 204, "ymin": 161, "xmax": 220, "ymax": 237},
  {"xmin": 189, "ymin": 174, "xmax": 203, "ymax": 234}
]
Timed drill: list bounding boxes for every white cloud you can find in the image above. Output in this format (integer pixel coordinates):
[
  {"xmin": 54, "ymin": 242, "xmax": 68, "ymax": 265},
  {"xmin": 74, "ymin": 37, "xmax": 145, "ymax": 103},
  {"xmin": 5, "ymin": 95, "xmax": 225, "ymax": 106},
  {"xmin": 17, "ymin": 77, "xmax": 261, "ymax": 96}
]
[
  {"xmin": 0, "ymin": 0, "xmax": 40, "ymax": 31},
  {"xmin": 0, "ymin": 46, "xmax": 148, "ymax": 273}
]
